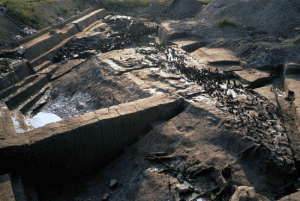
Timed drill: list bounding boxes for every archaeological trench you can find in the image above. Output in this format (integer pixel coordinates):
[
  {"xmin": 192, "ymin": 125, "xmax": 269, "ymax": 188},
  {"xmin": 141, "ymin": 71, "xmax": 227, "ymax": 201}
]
[{"xmin": 1, "ymin": 5, "xmax": 300, "ymax": 201}]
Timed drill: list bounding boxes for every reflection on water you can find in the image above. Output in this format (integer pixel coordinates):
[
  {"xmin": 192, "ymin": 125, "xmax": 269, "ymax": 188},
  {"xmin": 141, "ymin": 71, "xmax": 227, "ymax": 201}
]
[
  {"xmin": 27, "ymin": 112, "xmax": 62, "ymax": 129},
  {"xmin": 11, "ymin": 116, "xmax": 26, "ymax": 133}
]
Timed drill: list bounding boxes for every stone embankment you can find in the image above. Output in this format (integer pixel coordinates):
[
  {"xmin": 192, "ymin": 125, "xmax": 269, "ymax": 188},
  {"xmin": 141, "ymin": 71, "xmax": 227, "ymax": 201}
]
[{"xmin": 0, "ymin": 94, "xmax": 184, "ymax": 199}]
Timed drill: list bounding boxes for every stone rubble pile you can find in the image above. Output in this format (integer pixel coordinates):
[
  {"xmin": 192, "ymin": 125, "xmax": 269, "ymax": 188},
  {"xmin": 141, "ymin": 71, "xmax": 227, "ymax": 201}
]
[{"xmin": 53, "ymin": 15, "xmax": 157, "ymax": 62}]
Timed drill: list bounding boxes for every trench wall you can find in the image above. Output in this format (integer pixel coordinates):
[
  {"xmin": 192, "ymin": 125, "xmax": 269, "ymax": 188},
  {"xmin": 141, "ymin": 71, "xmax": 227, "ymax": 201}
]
[
  {"xmin": 0, "ymin": 95, "xmax": 184, "ymax": 182},
  {"xmin": 72, "ymin": 9, "xmax": 108, "ymax": 31},
  {"xmin": 0, "ymin": 60, "xmax": 32, "ymax": 91},
  {"xmin": 24, "ymin": 24, "xmax": 79, "ymax": 61},
  {"xmin": 23, "ymin": 9, "xmax": 107, "ymax": 61},
  {"xmin": 13, "ymin": 8, "xmax": 99, "ymax": 48},
  {"xmin": 0, "ymin": 9, "xmax": 108, "ymax": 92}
]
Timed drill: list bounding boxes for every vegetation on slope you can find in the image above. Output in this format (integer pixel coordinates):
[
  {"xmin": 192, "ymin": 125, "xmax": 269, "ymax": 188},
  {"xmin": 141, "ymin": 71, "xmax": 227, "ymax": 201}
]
[
  {"xmin": 216, "ymin": 18, "xmax": 243, "ymax": 28},
  {"xmin": 0, "ymin": 0, "xmax": 58, "ymax": 29},
  {"xmin": 0, "ymin": 0, "xmax": 171, "ymax": 29}
]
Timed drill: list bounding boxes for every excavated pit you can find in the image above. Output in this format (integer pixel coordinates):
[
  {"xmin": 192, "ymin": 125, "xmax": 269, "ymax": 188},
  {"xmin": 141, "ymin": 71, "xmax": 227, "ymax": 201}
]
[
  {"xmin": 26, "ymin": 44, "xmax": 298, "ymax": 200},
  {"xmin": 1, "ymin": 11, "xmax": 300, "ymax": 201}
]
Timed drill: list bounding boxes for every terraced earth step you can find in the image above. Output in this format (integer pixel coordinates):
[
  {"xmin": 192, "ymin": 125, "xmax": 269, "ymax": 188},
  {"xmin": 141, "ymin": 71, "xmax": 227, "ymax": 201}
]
[
  {"xmin": 0, "ymin": 74, "xmax": 39, "ymax": 100},
  {"xmin": 38, "ymin": 64, "xmax": 59, "ymax": 79},
  {"xmin": 253, "ymin": 84, "xmax": 278, "ymax": 107},
  {"xmin": 51, "ymin": 59, "xmax": 86, "ymax": 80},
  {"xmin": 5, "ymin": 74, "xmax": 49, "ymax": 110},
  {"xmin": 29, "ymin": 36, "xmax": 74, "ymax": 68},
  {"xmin": 0, "ymin": 102, "xmax": 16, "ymax": 140},
  {"xmin": 233, "ymin": 69, "xmax": 271, "ymax": 89},
  {"xmin": 33, "ymin": 60, "xmax": 52, "ymax": 73},
  {"xmin": 19, "ymin": 83, "xmax": 51, "ymax": 115},
  {"xmin": 190, "ymin": 47, "xmax": 240, "ymax": 65},
  {"xmin": 0, "ymin": 60, "xmax": 33, "ymax": 91}
]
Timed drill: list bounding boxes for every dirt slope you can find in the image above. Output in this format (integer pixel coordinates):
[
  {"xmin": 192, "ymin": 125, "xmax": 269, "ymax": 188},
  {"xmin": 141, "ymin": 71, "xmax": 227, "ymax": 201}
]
[
  {"xmin": 0, "ymin": 13, "xmax": 23, "ymax": 49},
  {"xmin": 165, "ymin": 0, "xmax": 300, "ymax": 38},
  {"xmin": 197, "ymin": 0, "xmax": 300, "ymax": 37}
]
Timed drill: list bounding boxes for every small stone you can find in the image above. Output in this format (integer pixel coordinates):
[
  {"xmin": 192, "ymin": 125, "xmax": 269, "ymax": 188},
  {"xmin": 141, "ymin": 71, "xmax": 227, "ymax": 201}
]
[
  {"xmin": 176, "ymin": 184, "xmax": 190, "ymax": 194},
  {"xmin": 110, "ymin": 179, "xmax": 118, "ymax": 188},
  {"xmin": 102, "ymin": 193, "xmax": 110, "ymax": 200},
  {"xmin": 178, "ymin": 164, "xmax": 185, "ymax": 173},
  {"xmin": 183, "ymin": 181, "xmax": 192, "ymax": 187},
  {"xmin": 231, "ymin": 186, "xmax": 257, "ymax": 201},
  {"xmin": 12, "ymin": 35, "xmax": 22, "ymax": 41},
  {"xmin": 177, "ymin": 174, "xmax": 184, "ymax": 183},
  {"xmin": 57, "ymin": 17, "xmax": 64, "ymax": 22}
]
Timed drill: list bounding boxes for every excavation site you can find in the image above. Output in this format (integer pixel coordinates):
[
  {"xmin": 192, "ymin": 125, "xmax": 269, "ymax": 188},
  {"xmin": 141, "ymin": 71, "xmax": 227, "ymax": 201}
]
[{"xmin": 1, "ymin": 0, "xmax": 300, "ymax": 200}]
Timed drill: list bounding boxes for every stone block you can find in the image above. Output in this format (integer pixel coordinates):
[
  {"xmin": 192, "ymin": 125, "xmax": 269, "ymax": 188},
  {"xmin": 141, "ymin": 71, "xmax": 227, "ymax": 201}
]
[
  {"xmin": 111, "ymin": 116, "xmax": 127, "ymax": 148},
  {"xmin": 116, "ymin": 102, "xmax": 139, "ymax": 115},
  {"xmin": 114, "ymin": 103, "xmax": 144, "ymax": 140},
  {"xmin": 0, "ymin": 174, "xmax": 15, "ymax": 201},
  {"xmin": 51, "ymin": 129, "xmax": 78, "ymax": 171},
  {"xmin": 230, "ymin": 186, "xmax": 257, "ymax": 201},
  {"xmin": 158, "ymin": 97, "xmax": 184, "ymax": 120},
  {"xmin": 78, "ymin": 117, "xmax": 103, "ymax": 161},
  {"xmin": 29, "ymin": 135, "xmax": 58, "ymax": 171},
  {"xmin": 99, "ymin": 118, "xmax": 117, "ymax": 159},
  {"xmin": 72, "ymin": 9, "xmax": 108, "ymax": 31},
  {"xmin": 138, "ymin": 106, "xmax": 160, "ymax": 125},
  {"xmin": 118, "ymin": 114, "xmax": 135, "ymax": 146},
  {"xmin": 285, "ymin": 63, "xmax": 300, "ymax": 75}
]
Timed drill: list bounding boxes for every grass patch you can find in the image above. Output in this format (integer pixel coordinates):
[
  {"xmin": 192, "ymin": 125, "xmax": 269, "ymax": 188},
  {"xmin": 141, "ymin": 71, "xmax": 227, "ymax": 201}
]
[
  {"xmin": 0, "ymin": 0, "xmax": 170, "ymax": 29},
  {"xmin": 57, "ymin": 7, "xmax": 69, "ymax": 16},
  {"xmin": 216, "ymin": 18, "xmax": 243, "ymax": 28},
  {"xmin": 0, "ymin": 0, "xmax": 56, "ymax": 29},
  {"xmin": 287, "ymin": 36, "xmax": 300, "ymax": 44},
  {"xmin": 198, "ymin": 0, "xmax": 212, "ymax": 4},
  {"xmin": 0, "ymin": 0, "xmax": 43, "ymax": 29},
  {"xmin": 74, "ymin": 2, "xmax": 86, "ymax": 11}
]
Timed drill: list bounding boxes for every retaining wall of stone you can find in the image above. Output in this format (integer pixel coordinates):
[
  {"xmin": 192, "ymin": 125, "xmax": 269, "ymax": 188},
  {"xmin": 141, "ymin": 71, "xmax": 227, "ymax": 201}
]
[
  {"xmin": 0, "ymin": 60, "xmax": 33, "ymax": 91},
  {"xmin": 23, "ymin": 9, "xmax": 107, "ymax": 62},
  {"xmin": 72, "ymin": 9, "xmax": 108, "ymax": 32},
  {"xmin": 24, "ymin": 24, "xmax": 79, "ymax": 61},
  {"xmin": 0, "ymin": 174, "xmax": 15, "ymax": 201},
  {"xmin": 14, "ymin": 8, "xmax": 98, "ymax": 48},
  {"xmin": 0, "ymin": 95, "xmax": 184, "ymax": 183}
]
